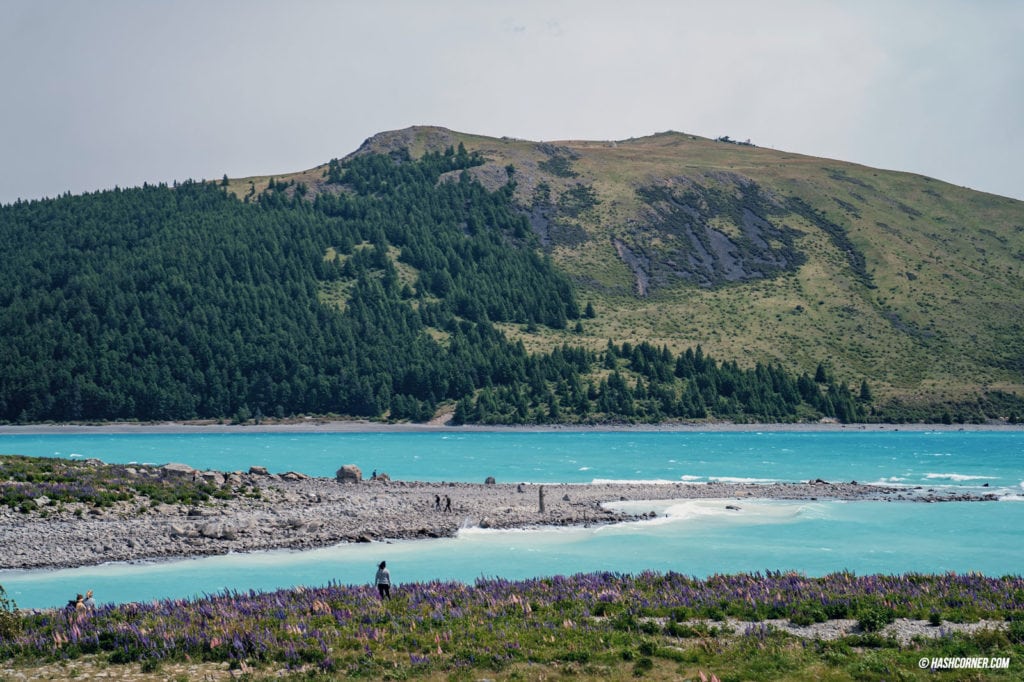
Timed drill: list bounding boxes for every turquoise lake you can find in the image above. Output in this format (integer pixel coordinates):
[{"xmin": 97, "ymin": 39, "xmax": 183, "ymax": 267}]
[{"xmin": 2, "ymin": 429, "xmax": 1022, "ymax": 609}]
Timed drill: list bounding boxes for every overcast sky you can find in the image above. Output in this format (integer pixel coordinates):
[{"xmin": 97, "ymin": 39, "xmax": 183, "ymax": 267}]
[{"xmin": 3, "ymin": 0, "xmax": 1022, "ymax": 204}]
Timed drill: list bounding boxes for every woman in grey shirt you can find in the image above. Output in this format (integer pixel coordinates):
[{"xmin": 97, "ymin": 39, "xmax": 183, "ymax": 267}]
[{"xmin": 375, "ymin": 561, "xmax": 391, "ymax": 599}]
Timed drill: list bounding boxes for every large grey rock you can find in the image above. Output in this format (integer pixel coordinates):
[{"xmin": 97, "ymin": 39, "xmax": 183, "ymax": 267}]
[
  {"xmin": 248, "ymin": 466, "xmax": 270, "ymax": 476},
  {"xmin": 200, "ymin": 471, "xmax": 225, "ymax": 487},
  {"xmin": 336, "ymin": 464, "xmax": 362, "ymax": 484},
  {"xmin": 160, "ymin": 462, "xmax": 196, "ymax": 479}
]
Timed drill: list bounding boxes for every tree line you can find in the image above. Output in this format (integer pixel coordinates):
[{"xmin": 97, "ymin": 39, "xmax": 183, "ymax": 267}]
[{"xmin": 0, "ymin": 148, "xmax": 869, "ymax": 424}]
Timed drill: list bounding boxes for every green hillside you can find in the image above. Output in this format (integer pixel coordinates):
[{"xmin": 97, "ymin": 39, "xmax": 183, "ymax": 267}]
[
  {"xmin": 1, "ymin": 127, "xmax": 1022, "ymax": 424},
  {"xmin": 341, "ymin": 127, "xmax": 1024, "ymax": 418}
]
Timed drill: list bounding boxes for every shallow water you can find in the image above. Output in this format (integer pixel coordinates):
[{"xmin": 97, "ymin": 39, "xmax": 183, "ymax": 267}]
[{"xmin": 2, "ymin": 430, "xmax": 1022, "ymax": 609}]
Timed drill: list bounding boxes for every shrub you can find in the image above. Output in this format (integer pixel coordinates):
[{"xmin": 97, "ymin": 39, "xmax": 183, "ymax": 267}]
[
  {"xmin": 856, "ymin": 606, "xmax": 895, "ymax": 633},
  {"xmin": 632, "ymin": 656, "xmax": 654, "ymax": 676},
  {"xmin": 0, "ymin": 584, "xmax": 21, "ymax": 639}
]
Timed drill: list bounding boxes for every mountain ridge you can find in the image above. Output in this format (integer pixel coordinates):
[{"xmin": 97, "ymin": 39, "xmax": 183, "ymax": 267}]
[{"xmin": 242, "ymin": 126, "xmax": 1024, "ymax": 411}]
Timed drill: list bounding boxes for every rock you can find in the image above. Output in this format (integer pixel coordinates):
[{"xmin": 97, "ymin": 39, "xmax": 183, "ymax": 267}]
[
  {"xmin": 484, "ymin": 476, "xmax": 496, "ymax": 485},
  {"xmin": 281, "ymin": 471, "xmax": 309, "ymax": 482},
  {"xmin": 249, "ymin": 466, "xmax": 270, "ymax": 476},
  {"xmin": 200, "ymin": 522, "xmax": 222, "ymax": 539},
  {"xmin": 200, "ymin": 471, "xmax": 225, "ymax": 487},
  {"xmin": 517, "ymin": 483, "xmax": 525, "ymax": 493},
  {"xmin": 725, "ymin": 504, "xmax": 741, "ymax": 511},
  {"xmin": 168, "ymin": 523, "xmax": 191, "ymax": 537},
  {"xmin": 161, "ymin": 462, "xmax": 196, "ymax": 479},
  {"xmin": 373, "ymin": 472, "xmax": 391, "ymax": 483},
  {"xmin": 336, "ymin": 464, "xmax": 362, "ymax": 484},
  {"xmin": 355, "ymin": 534, "xmax": 373, "ymax": 543},
  {"xmin": 33, "ymin": 496, "xmax": 50, "ymax": 508},
  {"xmin": 479, "ymin": 517, "xmax": 492, "ymax": 528},
  {"xmin": 562, "ymin": 494, "xmax": 571, "ymax": 502}
]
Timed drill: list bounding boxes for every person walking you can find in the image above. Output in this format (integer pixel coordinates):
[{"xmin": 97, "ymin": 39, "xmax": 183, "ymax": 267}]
[
  {"xmin": 375, "ymin": 561, "xmax": 391, "ymax": 599},
  {"xmin": 444, "ymin": 495, "xmax": 452, "ymax": 513}
]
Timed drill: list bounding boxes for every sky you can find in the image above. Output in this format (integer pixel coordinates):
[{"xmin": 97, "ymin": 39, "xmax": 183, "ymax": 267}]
[{"xmin": 3, "ymin": 0, "xmax": 1022, "ymax": 204}]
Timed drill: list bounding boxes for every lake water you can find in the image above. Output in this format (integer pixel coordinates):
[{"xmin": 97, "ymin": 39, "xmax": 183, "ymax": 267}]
[{"xmin": 2, "ymin": 429, "xmax": 1022, "ymax": 610}]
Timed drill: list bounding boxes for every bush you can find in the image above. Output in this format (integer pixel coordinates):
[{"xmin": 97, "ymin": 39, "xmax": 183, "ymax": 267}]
[
  {"xmin": 790, "ymin": 604, "xmax": 828, "ymax": 626},
  {"xmin": 632, "ymin": 656, "xmax": 654, "ymax": 676},
  {"xmin": 856, "ymin": 606, "xmax": 895, "ymax": 633},
  {"xmin": 0, "ymin": 584, "xmax": 21, "ymax": 639}
]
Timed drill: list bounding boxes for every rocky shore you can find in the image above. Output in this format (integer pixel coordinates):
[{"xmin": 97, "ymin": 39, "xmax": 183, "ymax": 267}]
[{"xmin": 0, "ymin": 464, "xmax": 998, "ymax": 571}]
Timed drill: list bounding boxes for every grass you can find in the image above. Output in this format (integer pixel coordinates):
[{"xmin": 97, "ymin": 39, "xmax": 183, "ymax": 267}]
[{"xmin": 2, "ymin": 571, "xmax": 1022, "ymax": 680}]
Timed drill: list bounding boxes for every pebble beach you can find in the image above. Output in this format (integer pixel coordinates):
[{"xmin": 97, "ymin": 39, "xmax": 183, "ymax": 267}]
[{"xmin": 0, "ymin": 463, "xmax": 997, "ymax": 571}]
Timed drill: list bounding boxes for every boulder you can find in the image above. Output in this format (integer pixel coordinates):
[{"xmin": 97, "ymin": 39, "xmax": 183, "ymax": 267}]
[
  {"xmin": 484, "ymin": 476, "xmax": 496, "ymax": 485},
  {"xmin": 281, "ymin": 471, "xmax": 309, "ymax": 482},
  {"xmin": 33, "ymin": 495, "xmax": 51, "ymax": 508},
  {"xmin": 248, "ymin": 466, "xmax": 270, "ymax": 476},
  {"xmin": 200, "ymin": 471, "xmax": 225, "ymax": 487},
  {"xmin": 336, "ymin": 464, "xmax": 362, "ymax": 484},
  {"xmin": 168, "ymin": 523, "xmax": 192, "ymax": 537},
  {"xmin": 160, "ymin": 462, "xmax": 196, "ymax": 479}
]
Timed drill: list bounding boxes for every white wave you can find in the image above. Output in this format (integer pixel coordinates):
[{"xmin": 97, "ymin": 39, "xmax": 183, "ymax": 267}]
[
  {"xmin": 708, "ymin": 476, "xmax": 779, "ymax": 484},
  {"xmin": 578, "ymin": 466, "xmax": 591, "ymax": 471},
  {"xmin": 924, "ymin": 473, "xmax": 997, "ymax": 482},
  {"xmin": 864, "ymin": 478, "xmax": 915, "ymax": 488},
  {"xmin": 590, "ymin": 478, "xmax": 679, "ymax": 485}
]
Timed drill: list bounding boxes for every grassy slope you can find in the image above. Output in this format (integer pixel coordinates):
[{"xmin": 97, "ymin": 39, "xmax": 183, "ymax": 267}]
[{"xmin": 233, "ymin": 127, "xmax": 1024, "ymax": 409}]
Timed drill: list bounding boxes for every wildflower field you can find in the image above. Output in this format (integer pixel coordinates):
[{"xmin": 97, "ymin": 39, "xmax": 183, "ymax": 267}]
[{"xmin": 2, "ymin": 571, "xmax": 1023, "ymax": 680}]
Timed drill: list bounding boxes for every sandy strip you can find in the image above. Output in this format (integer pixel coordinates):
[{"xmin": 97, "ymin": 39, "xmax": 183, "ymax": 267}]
[{"xmin": 0, "ymin": 470, "xmax": 996, "ymax": 571}]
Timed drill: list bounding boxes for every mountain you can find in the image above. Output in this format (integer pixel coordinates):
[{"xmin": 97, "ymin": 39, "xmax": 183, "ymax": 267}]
[{"xmin": 2, "ymin": 127, "xmax": 1022, "ymax": 424}]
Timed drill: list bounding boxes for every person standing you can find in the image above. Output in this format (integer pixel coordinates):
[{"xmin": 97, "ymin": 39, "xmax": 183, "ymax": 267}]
[{"xmin": 375, "ymin": 561, "xmax": 391, "ymax": 599}]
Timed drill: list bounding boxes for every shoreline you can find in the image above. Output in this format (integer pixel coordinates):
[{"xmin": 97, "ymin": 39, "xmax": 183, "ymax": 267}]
[
  {"xmin": 2, "ymin": 419, "xmax": 1023, "ymax": 435},
  {"xmin": 0, "ymin": 471, "xmax": 998, "ymax": 572}
]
